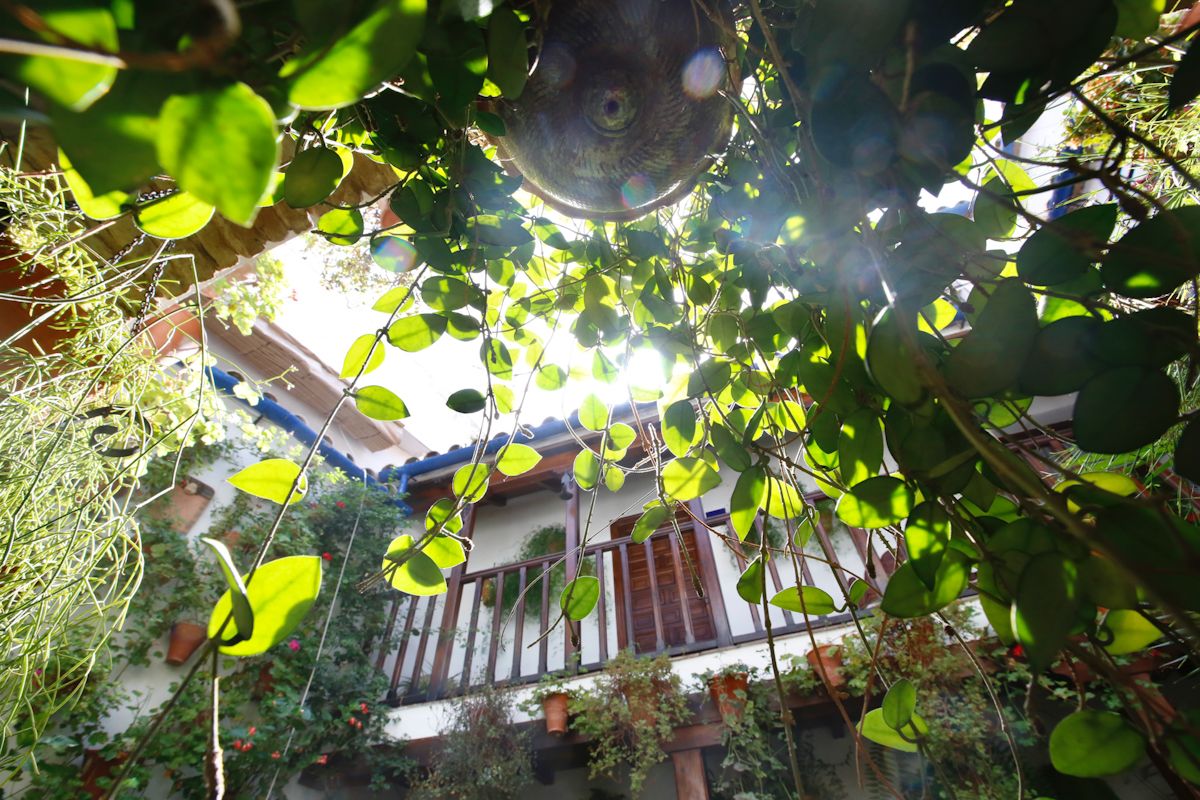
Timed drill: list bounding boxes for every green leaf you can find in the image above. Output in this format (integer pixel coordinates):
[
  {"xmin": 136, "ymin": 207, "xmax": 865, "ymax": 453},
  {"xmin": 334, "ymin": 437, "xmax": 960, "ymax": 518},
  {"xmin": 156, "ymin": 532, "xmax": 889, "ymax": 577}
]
[
  {"xmin": 764, "ymin": 476, "xmax": 805, "ymax": 520},
  {"xmin": 481, "ymin": 339, "xmax": 513, "ymax": 379},
  {"xmin": 421, "ymin": 276, "xmax": 477, "ymax": 311},
  {"xmin": 452, "ymin": 463, "xmax": 490, "ymax": 503},
  {"xmin": 882, "ymin": 679, "xmax": 917, "ymax": 731},
  {"xmin": 1073, "ymin": 367, "xmax": 1179, "ymax": 454},
  {"xmin": 1017, "ymin": 204, "xmax": 1117, "ymax": 286},
  {"xmin": 904, "ymin": 502, "xmax": 951, "ymax": 590},
  {"xmin": 662, "ymin": 457, "xmax": 721, "ymax": 501},
  {"xmin": 836, "ymin": 476, "xmax": 915, "ymax": 528},
  {"xmin": 446, "ymin": 388, "xmax": 486, "ymax": 414},
  {"xmin": 284, "ymin": 147, "xmax": 345, "ymax": 208},
  {"xmin": 973, "ymin": 174, "xmax": 1019, "ymax": 239},
  {"xmin": 1175, "ymin": 416, "xmax": 1200, "ymax": 483},
  {"xmin": 579, "ymin": 394, "xmax": 609, "ymax": 432},
  {"xmin": 372, "ymin": 285, "xmax": 414, "ymax": 314},
  {"xmin": 1102, "ymin": 207, "xmax": 1200, "ymax": 299},
  {"xmin": 1169, "ymin": 38, "xmax": 1200, "ymax": 111},
  {"xmin": 341, "ymin": 333, "xmax": 384, "ymax": 379},
  {"xmin": 737, "ymin": 557, "xmax": 765, "ymax": 604},
  {"xmin": 1102, "ymin": 609, "xmax": 1162, "ymax": 655},
  {"xmin": 848, "ymin": 579, "xmax": 870, "ymax": 607},
  {"xmin": 317, "ymin": 207, "xmax": 363, "ymax": 245},
  {"xmin": 860, "ymin": 708, "xmax": 927, "ymax": 753},
  {"xmin": 354, "ymin": 385, "xmax": 409, "ymax": 420},
  {"xmin": 730, "ymin": 467, "xmax": 767, "ymax": 540},
  {"xmin": 1012, "ymin": 553, "xmax": 1078, "ymax": 672},
  {"xmin": 1114, "ymin": 0, "xmax": 1164, "ymax": 38},
  {"xmin": 157, "ymin": 83, "xmax": 278, "ymax": 225},
  {"xmin": 1017, "ymin": 316, "xmax": 1104, "ymax": 396},
  {"xmin": 838, "ymin": 408, "xmax": 882, "ymax": 487},
  {"xmin": 51, "ymin": 70, "xmax": 168, "ymax": 194},
  {"xmin": 604, "ymin": 466, "xmax": 625, "ymax": 492},
  {"xmin": 769, "ymin": 586, "xmax": 836, "ymax": 616},
  {"xmin": 944, "ymin": 279, "xmax": 1038, "ymax": 398},
  {"xmin": 535, "ymin": 365, "xmax": 567, "ymax": 390},
  {"xmin": 227, "ymin": 458, "xmax": 307, "ymax": 505},
  {"xmin": 424, "ymin": 535, "xmax": 466, "ymax": 568},
  {"xmin": 134, "ymin": 191, "xmax": 215, "ymax": 239},
  {"xmin": 486, "ymin": 6, "xmax": 528, "ymax": 98},
  {"xmin": 608, "ymin": 422, "xmax": 637, "ymax": 451},
  {"xmin": 663, "ymin": 400, "xmax": 698, "ymax": 458},
  {"xmin": 561, "ymin": 576, "xmax": 601, "ymax": 620},
  {"xmin": 573, "ymin": 450, "xmax": 600, "ymax": 490},
  {"xmin": 388, "ymin": 314, "xmax": 447, "ymax": 351},
  {"xmin": 632, "ymin": 505, "xmax": 670, "ymax": 543},
  {"xmin": 58, "ymin": 149, "xmax": 128, "ymax": 220},
  {"xmin": 881, "ymin": 551, "xmax": 970, "ymax": 618},
  {"xmin": 866, "ymin": 310, "xmax": 925, "ymax": 406},
  {"xmin": 2, "ymin": 4, "xmax": 118, "ymax": 111},
  {"xmin": 425, "ymin": 498, "xmax": 464, "ymax": 535},
  {"xmin": 287, "ymin": 0, "xmax": 427, "ymax": 110},
  {"xmin": 208, "ymin": 555, "xmax": 322, "ymax": 656},
  {"xmin": 496, "ymin": 443, "xmax": 542, "ymax": 476},
  {"xmin": 1050, "ymin": 711, "xmax": 1146, "ymax": 777},
  {"xmin": 382, "ymin": 535, "xmax": 447, "ymax": 596},
  {"xmin": 200, "ymin": 538, "xmax": 254, "ymax": 642}
]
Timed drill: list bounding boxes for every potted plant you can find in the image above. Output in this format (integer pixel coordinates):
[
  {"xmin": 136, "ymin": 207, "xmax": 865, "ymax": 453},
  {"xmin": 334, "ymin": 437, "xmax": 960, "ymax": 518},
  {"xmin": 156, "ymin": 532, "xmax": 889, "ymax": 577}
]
[
  {"xmin": 805, "ymin": 643, "xmax": 846, "ymax": 690},
  {"xmin": 525, "ymin": 674, "xmax": 573, "ymax": 735},
  {"xmin": 418, "ymin": 688, "xmax": 534, "ymax": 799},
  {"xmin": 569, "ymin": 650, "xmax": 690, "ymax": 796},
  {"xmin": 702, "ymin": 663, "xmax": 752, "ymax": 721}
]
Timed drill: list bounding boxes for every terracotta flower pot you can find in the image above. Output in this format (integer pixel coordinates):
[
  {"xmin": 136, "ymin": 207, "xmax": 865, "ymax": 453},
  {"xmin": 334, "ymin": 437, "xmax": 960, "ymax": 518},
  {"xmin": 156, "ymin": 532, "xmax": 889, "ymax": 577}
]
[
  {"xmin": 623, "ymin": 678, "xmax": 671, "ymax": 729},
  {"xmin": 141, "ymin": 303, "xmax": 201, "ymax": 361},
  {"xmin": 82, "ymin": 748, "xmax": 128, "ymax": 799},
  {"xmin": 0, "ymin": 238, "xmax": 88, "ymax": 357},
  {"xmin": 542, "ymin": 691, "xmax": 570, "ymax": 735},
  {"xmin": 707, "ymin": 671, "xmax": 750, "ymax": 721},
  {"xmin": 806, "ymin": 644, "xmax": 845, "ymax": 690},
  {"xmin": 166, "ymin": 621, "xmax": 208, "ymax": 665}
]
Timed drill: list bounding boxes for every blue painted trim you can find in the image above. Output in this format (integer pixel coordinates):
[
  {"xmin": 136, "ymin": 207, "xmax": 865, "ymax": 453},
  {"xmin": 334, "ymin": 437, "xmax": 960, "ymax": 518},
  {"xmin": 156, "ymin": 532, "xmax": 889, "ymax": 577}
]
[{"xmin": 205, "ymin": 365, "xmax": 413, "ymax": 512}]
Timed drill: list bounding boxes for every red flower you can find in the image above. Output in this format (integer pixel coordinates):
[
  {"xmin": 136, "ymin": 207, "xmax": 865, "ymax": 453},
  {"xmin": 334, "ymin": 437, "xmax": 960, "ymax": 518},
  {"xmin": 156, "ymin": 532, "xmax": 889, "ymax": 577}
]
[
  {"xmin": 247, "ymin": 726, "xmax": 256, "ymax": 736},
  {"xmin": 359, "ymin": 702, "xmax": 369, "ymax": 715},
  {"xmin": 233, "ymin": 739, "xmax": 244, "ymax": 751},
  {"xmin": 1009, "ymin": 644, "xmax": 1025, "ymax": 659},
  {"xmin": 336, "ymin": 501, "xmax": 347, "ymax": 509},
  {"xmin": 322, "ymin": 552, "xmax": 333, "ymax": 561},
  {"xmin": 271, "ymin": 751, "xmax": 281, "ymax": 760},
  {"xmin": 316, "ymin": 754, "xmax": 328, "ymax": 766}
]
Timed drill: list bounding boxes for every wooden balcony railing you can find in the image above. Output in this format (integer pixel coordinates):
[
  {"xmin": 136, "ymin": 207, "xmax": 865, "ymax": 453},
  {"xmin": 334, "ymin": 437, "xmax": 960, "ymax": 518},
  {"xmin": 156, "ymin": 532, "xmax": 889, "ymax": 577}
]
[{"xmin": 375, "ymin": 500, "xmax": 887, "ymax": 706}]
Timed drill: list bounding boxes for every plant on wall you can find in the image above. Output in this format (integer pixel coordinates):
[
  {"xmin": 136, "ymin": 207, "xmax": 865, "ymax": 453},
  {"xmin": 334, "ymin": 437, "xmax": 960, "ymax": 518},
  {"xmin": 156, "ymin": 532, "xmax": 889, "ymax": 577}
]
[
  {"xmin": 415, "ymin": 687, "xmax": 534, "ymax": 800},
  {"xmin": 570, "ymin": 650, "xmax": 690, "ymax": 796}
]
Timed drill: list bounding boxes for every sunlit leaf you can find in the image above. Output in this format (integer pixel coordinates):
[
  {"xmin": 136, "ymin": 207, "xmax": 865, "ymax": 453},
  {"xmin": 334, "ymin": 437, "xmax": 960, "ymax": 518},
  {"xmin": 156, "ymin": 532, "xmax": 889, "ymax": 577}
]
[
  {"xmin": 227, "ymin": 459, "xmax": 307, "ymax": 505},
  {"xmin": 208, "ymin": 556, "xmax": 321, "ymax": 656}
]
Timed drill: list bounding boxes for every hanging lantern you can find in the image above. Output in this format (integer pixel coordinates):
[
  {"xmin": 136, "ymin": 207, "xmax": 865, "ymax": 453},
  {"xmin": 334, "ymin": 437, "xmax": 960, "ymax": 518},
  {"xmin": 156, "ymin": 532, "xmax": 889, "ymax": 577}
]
[{"xmin": 494, "ymin": 0, "xmax": 738, "ymax": 220}]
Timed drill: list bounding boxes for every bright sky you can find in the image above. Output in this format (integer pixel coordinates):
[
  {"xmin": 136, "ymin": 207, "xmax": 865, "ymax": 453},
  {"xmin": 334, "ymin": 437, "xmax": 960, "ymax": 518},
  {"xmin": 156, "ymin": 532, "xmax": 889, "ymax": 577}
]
[
  {"xmin": 269, "ymin": 101, "xmax": 1064, "ymax": 454},
  {"xmin": 271, "ymin": 233, "xmax": 662, "ymax": 453}
]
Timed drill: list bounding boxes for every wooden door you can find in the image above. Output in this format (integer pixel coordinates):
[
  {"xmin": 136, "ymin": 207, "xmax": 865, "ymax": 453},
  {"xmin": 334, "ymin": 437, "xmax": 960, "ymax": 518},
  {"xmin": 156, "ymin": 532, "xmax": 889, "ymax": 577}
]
[{"xmin": 614, "ymin": 522, "xmax": 716, "ymax": 654}]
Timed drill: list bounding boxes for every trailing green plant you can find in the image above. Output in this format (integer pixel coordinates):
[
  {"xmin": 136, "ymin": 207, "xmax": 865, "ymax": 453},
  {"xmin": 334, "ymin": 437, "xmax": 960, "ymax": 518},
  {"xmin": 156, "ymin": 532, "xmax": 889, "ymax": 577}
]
[
  {"xmin": 415, "ymin": 686, "xmax": 534, "ymax": 800},
  {"xmin": 703, "ymin": 666, "xmax": 796, "ymax": 800},
  {"xmin": 570, "ymin": 650, "xmax": 690, "ymax": 796}
]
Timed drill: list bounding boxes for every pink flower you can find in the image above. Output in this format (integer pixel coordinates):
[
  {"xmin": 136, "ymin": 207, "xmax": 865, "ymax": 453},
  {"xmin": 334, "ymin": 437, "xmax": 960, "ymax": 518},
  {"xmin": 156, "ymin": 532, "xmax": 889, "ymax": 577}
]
[
  {"xmin": 335, "ymin": 501, "xmax": 346, "ymax": 509},
  {"xmin": 271, "ymin": 751, "xmax": 281, "ymax": 760},
  {"xmin": 287, "ymin": 639, "xmax": 300, "ymax": 652},
  {"xmin": 315, "ymin": 754, "xmax": 328, "ymax": 766},
  {"xmin": 247, "ymin": 726, "xmax": 256, "ymax": 736}
]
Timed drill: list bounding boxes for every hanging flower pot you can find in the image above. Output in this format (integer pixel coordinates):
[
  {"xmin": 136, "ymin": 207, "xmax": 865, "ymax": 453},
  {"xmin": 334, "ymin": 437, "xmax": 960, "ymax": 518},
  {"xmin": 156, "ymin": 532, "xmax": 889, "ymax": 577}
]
[
  {"xmin": 0, "ymin": 239, "xmax": 89, "ymax": 357},
  {"xmin": 707, "ymin": 670, "xmax": 750, "ymax": 721},
  {"xmin": 140, "ymin": 302, "xmax": 201, "ymax": 361},
  {"xmin": 541, "ymin": 691, "xmax": 570, "ymax": 735},
  {"xmin": 806, "ymin": 644, "xmax": 845, "ymax": 690},
  {"xmin": 166, "ymin": 621, "xmax": 208, "ymax": 665}
]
